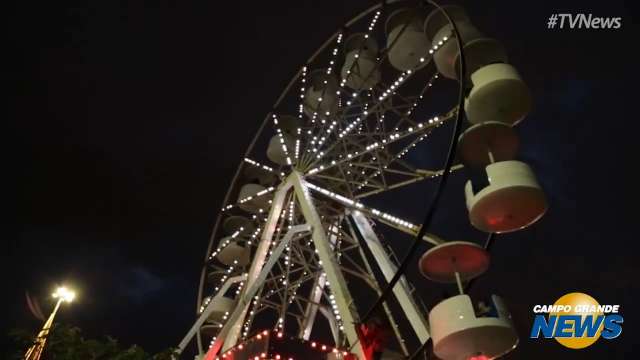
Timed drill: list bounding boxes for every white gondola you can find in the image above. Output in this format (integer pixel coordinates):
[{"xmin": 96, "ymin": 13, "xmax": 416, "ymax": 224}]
[
  {"xmin": 385, "ymin": 8, "xmax": 429, "ymax": 71},
  {"xmin": 419, "ymin": 241, "xmax": 490, "ymax": 284},
  {"xmin": 237, "ymin": 183, "xmax": 269, "ymax": 213},
  {"xmin": 266, "ymin": 134, "xmax": 294, "ymax": 166},
  {"xmin": 429, "ymin": 294, "xmax": 518, "ymax": 360},
  {"xmin": 243, "ymin": 164, "xmax": 277, "ymax": 186},
  {"xmin": 465, "ymin": 63, "xmax": 532, "ymax": 125},
  {"xmin": 216, "ymin": 236, "xmax": 250, "ymax": 266},
  {"xmin": 200, "ymin": 324, "xmax": 221, "ymax": 338},
  {"xmin": 457, "ymin": 121, "xmax": 519, "ymax": 168},
  {"xmin": 276, "ymin": 115, "xmax": 300, "ymax": 136},
  {"xmin": 424, "ymin": 5, "xmax": 507, "ymax": 80},
  {"xmin": 222, "ymin": 216, "xmax": 256, "ymax": 236},
  {"xmin": 341, "ymin": 33, "xmax": 381, "ymax": 90},
  {"xmin": 206, "ymin": 270, "xmax": 224, "ymax": 285},
  {"xmin": 465, "ymin": 160, "xmax": 547, "ymax": 233},
  {"xmin": 303, "ymin": 69, "xmax": 339, "ymax": 118},
  {"xmin": 208, "ymin": 295, "xmax": 235, "ymax": 322}
]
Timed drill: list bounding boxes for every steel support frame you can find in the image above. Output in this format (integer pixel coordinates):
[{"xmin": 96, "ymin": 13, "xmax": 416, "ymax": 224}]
[
  {"xmin": 350, "ymin": 210, "xmax": 431, "ymax": 344},
  {"xmin": 298, "ymin": 219, "xmax": 343, "ymax": 343},
  {"xmin": 184, "ymin": 171, "xmax": 431, "ymax": 359},
  {"xmin": 349, "ymin": 227, "xmax": 409, "ymax": 356},
  {"xmin": 223, "ymin": 179, "xmax": 295, "ymax": 351},
  {"xmin": 291, "ymin": 172, "xmax": 365, "ymax": 358},
  {"xmin": 176, "ymin": 274, "xmax": 248, "ymax": 356},
  {"xmin": 206, "ymin": 223, "xmax": 312, "ymax": 357},
  {"xmin": 299, "ymin": 267, "xmax": 328, "ymax": 341}
]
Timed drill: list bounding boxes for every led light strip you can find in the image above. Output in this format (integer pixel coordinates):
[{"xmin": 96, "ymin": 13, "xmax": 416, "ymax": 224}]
[
  {"xmin": 222, "ymin": 186, "xmax": 276, "ymax": 212},
  {"xmin": 244, "ymin": 158, "xmax": 285, "ymax": 177},
  {"xmin": 307, "ymin": 114, "xmax": 448, "ymax": 175},
  {"xmin": 272, "ymin": 115, "xmax": 293, "ymax": 166},
  {"xmin": 304, "ymin": 181, "xmax": 418, "ymax": 231}
]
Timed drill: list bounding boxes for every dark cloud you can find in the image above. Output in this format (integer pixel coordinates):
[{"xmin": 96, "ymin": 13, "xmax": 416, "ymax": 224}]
[{"xmin": 121, "ymin": 267, "xmax": 165, "ymax": 304}]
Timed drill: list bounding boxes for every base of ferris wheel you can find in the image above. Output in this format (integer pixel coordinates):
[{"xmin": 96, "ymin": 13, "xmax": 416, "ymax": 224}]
[
  {"xmin": 176, "ymin": 171, "xmax": 531, "ymax": 360},
  {"xmin": 183, "ymin": 238, "xmax": 519, "ymax": 360}
]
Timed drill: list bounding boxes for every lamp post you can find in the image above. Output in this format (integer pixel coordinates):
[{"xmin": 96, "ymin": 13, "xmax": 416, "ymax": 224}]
[{"xmin": 24, "ymin": 286, "xmax": 76, "ymax": 360}]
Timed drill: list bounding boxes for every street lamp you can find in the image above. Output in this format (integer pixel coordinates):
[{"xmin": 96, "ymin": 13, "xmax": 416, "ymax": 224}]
[
  {"xmin": 52, "ymin": 286, "xmax": 76, "ymax": 303},
  {"xmin": 24, "ymin": 286, "xmax": 76, "ymax": 360}
]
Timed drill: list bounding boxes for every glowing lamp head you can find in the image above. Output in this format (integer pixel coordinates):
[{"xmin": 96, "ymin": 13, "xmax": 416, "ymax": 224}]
[{"xmin": 52, "ymin": 286, "xmax": 76, "ymax": 303}]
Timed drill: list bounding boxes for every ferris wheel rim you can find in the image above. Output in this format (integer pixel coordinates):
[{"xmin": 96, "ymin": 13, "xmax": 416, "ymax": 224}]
[
  {"xmin": 194, "ymin": 0, "xmax": 468, "ymax": 355},
  {"xmin": 196, "ymin": 0, "xmax": 438, "ymax": 310}
]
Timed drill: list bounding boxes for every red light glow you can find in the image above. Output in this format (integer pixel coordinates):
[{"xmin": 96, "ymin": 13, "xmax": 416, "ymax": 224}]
[{"xmin": 469, "ymin": 356, "xmax": 489, "ymax": 360}]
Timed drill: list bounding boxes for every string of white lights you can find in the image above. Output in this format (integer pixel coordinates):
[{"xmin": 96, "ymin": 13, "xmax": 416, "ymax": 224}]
[
  {"xmin": 272, "ymin": 115, "xmax": 293, "ymax": 166},
  {"xmin": 295, "ymin": 66, "xmax": 309, "ymax": 163},
  {"xmin": 222, "ymin": 186, "xmax": 276, "ymax": 212},
  {"xmin": 304, "ymin": 181, "xmax": 418, "ymax": 231},
  {"xmin": 244, "ymin": 157, "xmax": 286, "ymax": 177},
  {"xmin": 316, "ymin": 32, "xmax": 450, "ymax": 170},
  {"xmin": 209, "ymin": 229, "xmax": 243, "ymax": 260},
  {"xmin": 307, "ymin": 114, "xmax": 450, "ymax": 175},
  {"xmin": 244, "ymin": 158, "xmax": 275, "ymax": 173},
  {"xmin": 300, "ymin": 32, "xmax": 344, "ymax": 169},
  {"xmin": 305, "ymin": 10, "xmax": 381, "ymax": 167},
  {"xmin": 348, "ymin": 69, "xmax": 445, "ymax": 191}
]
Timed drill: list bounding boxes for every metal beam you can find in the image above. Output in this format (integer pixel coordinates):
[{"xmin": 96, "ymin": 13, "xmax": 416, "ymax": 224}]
[
  {"xmin": 291, "ymin": 171, "xmax": 365, "ymax": 358},
  {"xmin": 175, "ymin": 274, "xmax": 247, "ymax": 356},
  {"xmin": 205, "ymin": 223, "xmax": 312, "ymax": 357},
  {"xmin": 350, "ymin": 210, "xmax": 431, "ymax": 344},
  {"xmin": 210, "ymin": 180, "xmax": 292, "ymax": 354},
  {"xmin": 299, "ymin": 220, "xmax": 341, "ymax": 341}
]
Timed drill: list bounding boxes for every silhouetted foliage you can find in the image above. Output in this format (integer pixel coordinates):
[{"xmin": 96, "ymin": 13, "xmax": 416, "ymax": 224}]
[{"xmin": 7, "ymin": 324, "xmax": 177, "ymax": 360}]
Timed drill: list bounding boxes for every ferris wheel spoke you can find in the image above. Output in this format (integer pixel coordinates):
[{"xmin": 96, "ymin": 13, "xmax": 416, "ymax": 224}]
[
  {"xmin": 306, "ymin": 109, "xmax": 455, "ymax": 176},
  {"xmin": 354, "ymin": 164, "xmax": 465, "ymax": 198},
  {"xmin": 348, "ymin": 119, "xmax": 454, "ymax": 193},
  {"xmin": 297, "ymin": 30, "xmax": 351, "ymax": 168},
  {"xmin": 304, "ymin": 180, "xmax": 445, "ymax": 246},
  {"xmin": 313, "ymin": 82, "xmax": 445, "ymax": 175},
  {"xmin": 312, "ymin": 173, "xmax": 383, "ymax": 188},
  {"xmin": 243, "ymin": 158, "xmax": 285, "ymax": 177},
  {"xmin": 306, "ymin": 88, "xmax": 417, "ymax": 168},
  {"xmin": 348, "ymin": 212, "xmax": 432, "ymax": 344}
]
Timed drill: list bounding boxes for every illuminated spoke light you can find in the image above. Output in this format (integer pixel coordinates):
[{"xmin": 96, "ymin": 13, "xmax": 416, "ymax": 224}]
[
  {"xmin": 224, "ymin": 186, "xmax": 276, "ymax": 212},
  {"xmin": 273, "ymin": 115, "xmax": 293, "ymax": 166},
  {"xmin": 307, "ymin": 113, "xmax": 448, "ymax": 175},
  {"xmin": 244, "ymin": 158, "xmax": 276, "ymax": 174},
  {"xmin": 304, "ymin": 181, "xmax": 419, "ymax": 231}
]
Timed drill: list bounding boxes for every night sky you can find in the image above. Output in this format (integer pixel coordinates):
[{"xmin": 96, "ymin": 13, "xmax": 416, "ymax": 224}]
[{"xmin": 5, "ymin": 0, "xmax": 639, "ymax": 359}]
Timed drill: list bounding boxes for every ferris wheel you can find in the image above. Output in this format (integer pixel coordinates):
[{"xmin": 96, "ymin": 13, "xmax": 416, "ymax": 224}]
[{"xmin": 176, "ymin": 1, "xmax": 547, "ymax": 360}]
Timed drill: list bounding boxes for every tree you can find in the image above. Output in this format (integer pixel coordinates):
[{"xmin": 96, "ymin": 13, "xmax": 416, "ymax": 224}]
[{"xmin": 7, "ymin": 324, "xmax": 177, "ymax": 360}]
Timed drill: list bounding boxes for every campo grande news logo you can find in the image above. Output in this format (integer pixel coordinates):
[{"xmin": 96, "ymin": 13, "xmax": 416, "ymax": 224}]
[{"xmin": 530, "ymin": 292, "xmax": 623, "ymax": 349}]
